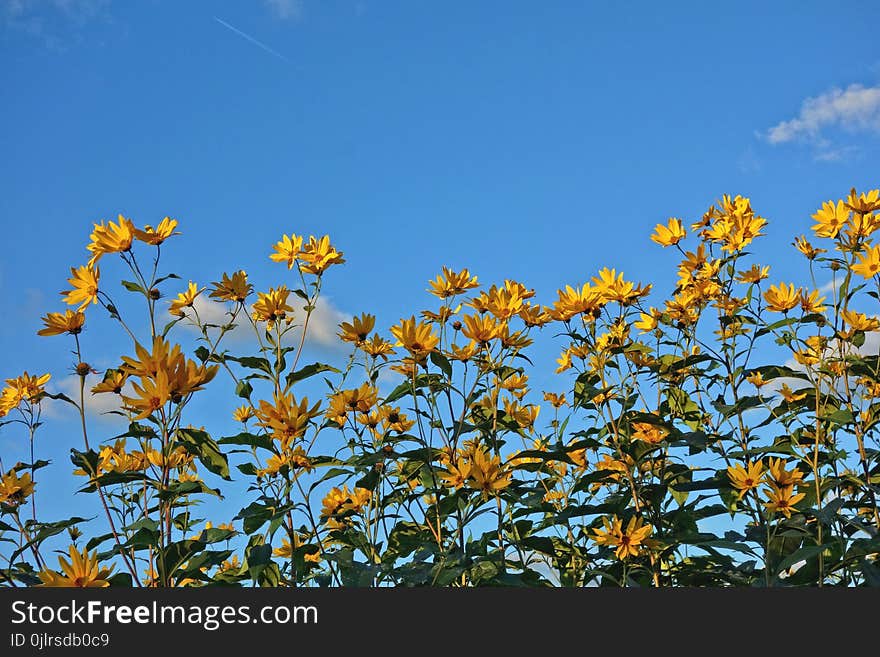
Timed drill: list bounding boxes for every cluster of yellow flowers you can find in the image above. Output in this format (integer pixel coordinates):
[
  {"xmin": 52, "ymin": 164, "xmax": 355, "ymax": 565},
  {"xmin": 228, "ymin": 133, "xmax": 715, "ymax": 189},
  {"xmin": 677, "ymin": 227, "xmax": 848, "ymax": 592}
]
[
  {"xmin": 727, "ymin": 458, "xmax": 807, "ymax": 519},
  {"xmin": 0, "ymin": 469, "xmax": 35, "ymax": 507},
  {"xmin": 0, "ymin": 371, "xmax": 50, "ymax": 418},
  {"xmin": 12, "ymin": 185, "xmax": 880, "ymax": 587}
]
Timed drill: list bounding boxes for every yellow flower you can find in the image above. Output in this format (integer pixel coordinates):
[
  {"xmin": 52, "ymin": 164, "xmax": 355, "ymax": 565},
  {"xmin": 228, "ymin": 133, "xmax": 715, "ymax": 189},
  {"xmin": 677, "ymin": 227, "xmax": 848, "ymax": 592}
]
[
  {"xmin": 299, "ymin": 235, "xmax": 345, "ymax": 275},
  {"xmin": 122, "ymin": 368, "xmax": 171, "ymax": 420},
  {"xmin": 38, "ymin": 546, "xmax": 114, "ymax": 587},
  {"xmin": 650, "ymin": 217, "xmax": 686, "ymax": 247},
  {"xmin": 851, "ymin": 244, "xmax": 880, "ymax": 279},
  {"xmin": 361, "ymin": 334, "xmax": 395, "ymax": 360},
  {"xmin": 338, "ymin": 313, "xmax": 375, "ymax": 345},
  {"xmin": 845, "ymin": 187, "xmax": 880, "ymax": 214},
  {"xmin": 326, "ymin": 384, "xmax": 378, "ymax": 424},
  {"xmin": 256, "ymin": 446, "xmax": 312, "ymax": 478},
  {"xmin": 634, "ymin": 307, "xmax": 661, "ymax": 333},
  {"xmin": 763, "ymin": 282, "xmax": 800, "ymax": 312},
  {"xmin": 389, "ymin": 357, "xmax": 421, "ymax": 379},
  {"xmin": 466, "ymin": 447, "xmax": 512, "ymax": 499},
  {"xmin": 252, "ymin": 286, "xmax": 294, "ymax": 328},
  {"xmin": 549, "ymin": 283, "xmax": 604, "ymax": 321},
  {"xmin": 518, "ymin": 302, "xmax": 551, "ymax": 327},
  {"xmin": 503, "ymin": 399, "xmax": 540, "ymax": 431},
  {"xmin": 593, "ymin": 515, "xmax": 652, "ymax": 560},
  {"xmin": 592, "ymin": 267, "xmax": 651, "ymax": 304},
  {"xmin": 61, "ymin": 265, "xmax": 100, "ymax": 312},
  {"xmin": 844, "ymin": 211, "xmax": 880, "ymax": 243},
  {"xmin": 632, "ymin": 421, "xmax": 668, "ymax": 445},
  {"xmin": 499, "ymin": 373, "xmax": 529, "ymax": 397},
  {"xmin": 134, "ymin": 217, "xmax": 179, "ymax": 245},
  {"xmin": 468, "ymin": 280, "xmax": 533, "ymax": 319},
  {"xmin": 232, "ymin": 405, "xmax": 254, "ymax": 423},
  {"xmin": 840, "ymin": 309, "xmax": 880, "ymax": 338},
  {"xmin": 390, "ymin": 316, "xmax": 439, "ymax": 359},
  {"xmin": 461, "ymin": 313, "xmax": 502, "ymax": 344},
  {"xmin": 793, "ymin": 235, "xmax": 825, "ymax": 260},
  {"xmin": 764, "ymin": 484, "xmax": 805, "ymax": 518},
  {"xmin": 798, "ymin": 289, "xmax": 826, "ymax": 314},
  {"xmin": 216, "ymin": 555, "xmax": 241, "ymax": 575},
  {"xmin": 438, "ymin": 456, "xmax": 471, "ymax": 489},
  {"xmin": 542, "ymin": 391, "xmax": 567, "ymax": 408},
  {"xmin": 793, "ymin": 335, "xmax": 827, "ymax": 367},
  {"xmin": 255, "ymin": 393, "xmax": 322, "ymax": 447},
  {"xmin": 37, "ymin": 309, "xmax": 85, "ymax": 336},
  {"xmin": 811, "ymin": 200, "xmax": 849, "ymax": 238},
  {"xmin": 0, "ymin": 470, "xmax": 35, "ymax": 507},
  {"xmin": 168, "ymin": 281, "xmax": 203, "ymax": 317},
  {"xmin": 702, "ymin": 196, "xmax": 766, "ymax": 253},
  {"xmin": 379, "ymin": 405, "xmax": 414, "ymax": 433},
  {"xmin": 321, "ymin": 485, "xmax": 371, "ymax": 520},
  {"xmin": 91, "ymin": 369, "xmax": 128, "ymax": 395},
  {"xmin": 448, "ymin": 340, "xmax": 479, "ymax": 362},
  {"xmin": 745, "ymin": 371, "xmax": 766, "ymax": 387},
  {"xmin": 555, "ymin": 349, "xmax": 573, "ymax": 374},
  {"xmin": 1, "ymin": 372, "xmax": 51, "ymax": 416},
  {"xmin": 727, "ymin": 461, "xmax": 765, "ymax": 498},
  {"xmin": 428, "ymin": 266, "xmax": 480, "ymax": 298},
  {"xmin": 273, "ymin": 534, "xmax": 320, "ymax": 562},
  {"xmin": 421, "ymin": 306, "xmax": 457, "ymax": 324},
  {"xmin": 86, "ymin": 214, "xmax": 135, "ymax": 266},
  {"xmin": 209, "ymin": 270, "xmax": 253, "ymax": 303},
  {"xmin": 269, "ymin": 234, "xmax": 304, "ymax": 269},
  {"xmin": 736, "ymin": 264, "xmax": 770, "ymax": 284},
  {"xmin": 714, "ymin": 295, "xmax": 746, "ymax": 316},
  {"xmin": 766, "ymin": 458, "xmax": 805, "ymax": 489},
  {"xmin": 779, "ymin": 383, "xmax": 808, "ymax": 403}
]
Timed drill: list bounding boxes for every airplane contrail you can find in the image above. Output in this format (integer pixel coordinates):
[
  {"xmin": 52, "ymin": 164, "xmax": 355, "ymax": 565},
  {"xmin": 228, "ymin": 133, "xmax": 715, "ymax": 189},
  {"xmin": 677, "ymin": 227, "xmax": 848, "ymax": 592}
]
[{"xmin": 213, "ymin": 16, "xmax": 292, "ymax": 64}]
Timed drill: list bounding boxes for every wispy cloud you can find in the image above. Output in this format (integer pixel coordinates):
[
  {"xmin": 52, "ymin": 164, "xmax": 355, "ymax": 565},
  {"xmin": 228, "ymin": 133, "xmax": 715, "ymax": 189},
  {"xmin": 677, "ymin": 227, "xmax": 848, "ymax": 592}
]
[
  {"xmin": 762, "ymin": 331, "xmax": 880, "ymax": 399},
  {"xmin": 264, "ymin": 0, "xmax": 304, "ymax": 21},
  {"xmin": 813, "ymin": 145, "xmax": 859, "ymax": 163},
  {"xmin": 764, "ymin": 83, "xmax": 880, "ymax": 161},
  {"xmin": 818, "ymin": 277, "xmax": 843, "ymax": 295},
  {"xmin": 2, "ymin": 0, "xmax": 111, "ymax": 48},
  {"xmin": 177, "ymin": 295, "xmax": 349, "ymax": 351},
  {"xmin": 214, "ymin": 16, "xmax": 292, "ymax": 64},
  {"xmin": 44, "ymin": 373, "xmax": 130, "ymax": 424}
]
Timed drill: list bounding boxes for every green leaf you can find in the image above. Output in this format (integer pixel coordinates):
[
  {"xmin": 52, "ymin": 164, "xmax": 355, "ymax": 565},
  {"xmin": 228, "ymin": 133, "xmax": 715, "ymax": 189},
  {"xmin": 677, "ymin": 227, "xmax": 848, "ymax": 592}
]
[
  {"xmin": 243, "ymin": 534, "xmax": 281, "ymax": 586},
  {"xmin": 773, "ymin": 543, "xmax": 832, "ymax": 580},
  {"xmin": 285, "ymin": 362, "xmax": 340, "ymax": 387},
  {"xmin": 429, "ymin": 351, "xmax": 453, "ymax": 379},
  {"xmin": 235, "ymin": 380, "xmax": 253, "ymax": 399},
  {"xmin": 227, "ymin": 355, "xmax": 273, "ymax": 375},
  {"xmin": 121, "ymin": 280, "xmax": 146, "ymax": 294},
  {"xmin": 44, "ymin": 392, "xmax": 79, "ymax": 407},
  {"xmin": 154, "ymin": 273, "xmax": 181, "ymax": 285},
  {"xmin": 159, "ymin": 539, "xmax": 205, "ymax": 583},
  {"xmin": 219, "ymin": 431, "xmax": 274, "ymax": 452},
  {"xmin": 176, "ymin": 428, "xmax": 231, "ymax": 480},
  {"xmin": 821, "ymin": 408, "xmax": 854, "ymax": 426}
]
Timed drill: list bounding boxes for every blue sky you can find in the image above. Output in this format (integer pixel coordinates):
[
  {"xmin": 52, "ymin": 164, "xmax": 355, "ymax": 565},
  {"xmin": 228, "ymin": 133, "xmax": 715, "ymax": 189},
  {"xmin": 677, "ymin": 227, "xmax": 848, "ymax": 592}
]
[{"xmin": 2, "ymin": 0, "xmax": 880, "ymax": 535}]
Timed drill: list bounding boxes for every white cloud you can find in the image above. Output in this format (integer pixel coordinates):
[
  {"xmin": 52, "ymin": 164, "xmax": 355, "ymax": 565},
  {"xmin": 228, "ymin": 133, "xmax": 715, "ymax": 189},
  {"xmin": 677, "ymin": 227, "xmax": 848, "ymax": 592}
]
[
  {"xmin": 176, "ymin": 294, "xmax": 349, "ymax": 351},
  {"xmin": 45, "ymin": 373, "xmax": 129, "ymax": 424},
  {"xmin": 813, "ymin": 145, "xmax": 860, "ymax": 162},
  {"xmin": 2, "ymin": 0, "xmax": 109, "ymax": 24},
  {"xmin": 818, "ymin": 278, "xmax": 843, "ymax": 295},
  {"xmin": 766, "ymin": 84, "xmax": 880, "ymax": 146},
  {"xmin": 763, "ymin": 331, "xmax": 880, "ymax": 399},
  {"xmin": 1, "ymin": 0, "xmax": 111, "ymax": 47},
  {"xmin": 265, "ymin": 0, "xmax": 303, "ymax": 20}
]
